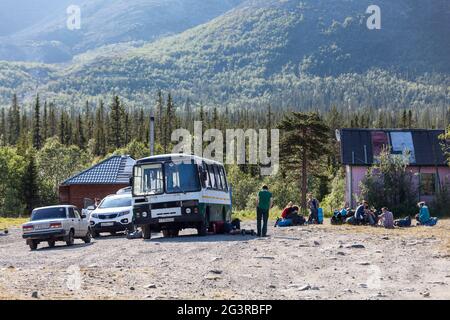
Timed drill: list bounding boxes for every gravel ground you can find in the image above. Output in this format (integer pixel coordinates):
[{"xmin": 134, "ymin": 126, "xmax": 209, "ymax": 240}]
[{"xmin": 0, "ymin": 220, "xmax": 449, "ymax": 300}]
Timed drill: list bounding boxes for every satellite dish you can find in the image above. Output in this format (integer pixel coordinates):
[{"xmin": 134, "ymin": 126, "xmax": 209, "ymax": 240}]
[{"xmin": 335, "ymin": 129, "xmax": 341, "ymax": 142}]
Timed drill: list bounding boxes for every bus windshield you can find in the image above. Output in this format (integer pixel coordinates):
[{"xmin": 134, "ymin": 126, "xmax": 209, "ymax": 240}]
[
  {"xmin": 164, "ymin": 161, "xmax": 200, "ymax": 193},
  {"xmin": 133, "ymin": 163, "xmax": 164, "ymax": 196}
]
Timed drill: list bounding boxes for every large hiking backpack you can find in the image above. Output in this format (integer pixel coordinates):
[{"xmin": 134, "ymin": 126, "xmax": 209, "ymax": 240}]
[
  {"xmin": 394, "ymin": 216, "xmax": 411, "ymax": 227},
  {"xmin": 317, "ymin": 208, "xmax": 324, "ymax": 224},
  {"xmin": 423, "ymin": 217, "xmax": 438, "ymax": 226}
]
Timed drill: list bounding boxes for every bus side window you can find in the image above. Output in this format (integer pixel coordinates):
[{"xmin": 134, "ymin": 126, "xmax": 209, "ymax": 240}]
[
  {"xmin": 214, "ymin": 165, "xmax": 223, "ymax": 190},
  {"xmin": 208, "ymin": 164, "xmax": 216, "ymax": 189},
  {"xmin": 201, "ymin": 162, "xmax": 210, "ymax": 188},
  {"xmin": 219, "ymin": 166, "xmax": 228, "ymax": 191}
]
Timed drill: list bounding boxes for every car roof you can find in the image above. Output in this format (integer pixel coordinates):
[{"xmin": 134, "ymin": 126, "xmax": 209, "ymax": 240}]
[
  {"xmin": 103, "ymin": 193, "xmax": 132, "ymax": 199},
  {"xmin": 33, "ymin": 205, "xmax": 75, "ymax": 211}
]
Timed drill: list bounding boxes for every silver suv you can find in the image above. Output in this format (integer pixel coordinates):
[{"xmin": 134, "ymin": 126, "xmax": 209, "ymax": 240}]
[{"xmin": 22, "ymin": 205, "xmax": 91, "ymax": 250}]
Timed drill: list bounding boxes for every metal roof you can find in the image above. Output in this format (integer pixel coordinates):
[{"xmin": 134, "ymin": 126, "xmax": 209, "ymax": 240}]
[
  {"xmin": 339, "ymin": 129, "xmax": 448, "ymax": 166},
  {"xmin": 62, "ymin": 155, "xmax": 135, "ymax": 185}
]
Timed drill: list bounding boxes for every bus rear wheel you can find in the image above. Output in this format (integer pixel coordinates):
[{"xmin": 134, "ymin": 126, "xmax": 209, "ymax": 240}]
[
  {"xmin": 142, "ymin": 225, "xmax": 151, "ymax": 240},
  {"xmin": 197, "ymin": 218, "xmax": 209, "ymax": 236}
]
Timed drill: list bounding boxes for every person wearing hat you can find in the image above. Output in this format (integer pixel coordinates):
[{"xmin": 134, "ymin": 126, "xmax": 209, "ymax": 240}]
[{"xmin": 416, "ymin": 202, "xmax": 431, "ymax": 225}]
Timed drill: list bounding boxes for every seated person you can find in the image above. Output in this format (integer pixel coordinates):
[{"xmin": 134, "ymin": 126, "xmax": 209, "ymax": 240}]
[
  {"xmin": 415, "ymin": 202, "xmax": 438, "ymax": 226},
  {"xmin": 365, "ymin": 207, "xmax": 378, "ymax": 226},
  {"xmin": 378, "ymin": 207, "xmax": 394, "ymax": 229},
  {"xmin": 281, "ymin": 202, "xmax": 294, "ymax": 219},
  {"xmin": 354, "ymin": 201, "xmax": 368, "ymax": 223}
]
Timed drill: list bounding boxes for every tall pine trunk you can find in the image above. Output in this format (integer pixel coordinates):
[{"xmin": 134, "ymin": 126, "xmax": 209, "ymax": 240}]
[{"xmin": 301, "ymin": 146, "xmax": 307, "ymax": 212}]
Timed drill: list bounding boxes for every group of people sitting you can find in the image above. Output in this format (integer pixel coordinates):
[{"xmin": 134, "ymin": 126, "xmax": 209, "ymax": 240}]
[
  {"xmin": 331, "ymin": 200, "xmax": 438, "ymax": 228},
  {"xmin": 275, "ymin": 194, "xmax": 323, "ymax": 227}
]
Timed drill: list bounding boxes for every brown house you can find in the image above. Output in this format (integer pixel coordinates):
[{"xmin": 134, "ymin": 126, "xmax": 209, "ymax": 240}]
[{"xmin": 59, "ymin": 155, "xmax": 135, "ymax": 209}]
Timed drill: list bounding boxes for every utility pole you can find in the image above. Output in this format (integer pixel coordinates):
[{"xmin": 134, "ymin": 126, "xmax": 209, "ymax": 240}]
[{"xmin": 149, "ymin": 115, "xmax": 155, "ymax": 156}]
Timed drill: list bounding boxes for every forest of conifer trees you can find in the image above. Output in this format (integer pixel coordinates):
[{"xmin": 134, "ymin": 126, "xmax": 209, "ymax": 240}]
[{"xmin": 0, "ymin": 91, "xmax": 449, "ymax": 217}]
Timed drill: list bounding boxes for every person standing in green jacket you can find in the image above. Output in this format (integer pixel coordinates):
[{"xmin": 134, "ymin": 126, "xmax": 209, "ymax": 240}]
[{"xmin": 256, "ymin": 185, "xmax": 273, "ymax": 237}]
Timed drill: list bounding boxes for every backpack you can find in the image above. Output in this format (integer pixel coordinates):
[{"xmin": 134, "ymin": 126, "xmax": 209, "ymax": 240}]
[
  {"xmin": 423, "ymin": 217, "xmax": 438, "ymax": 226},
  {"xmin": 346, "ymin": 216, "xmax": 357, "ymax": 225},
  {"xmin": 394, "ymin": 216, "xmax": 411, "ymax": 227},
  {"xmin": 277, "ymin": 219, "xmax": 293, "ymax": 227},
  {"xmin": 317, "ymin": 208, "xmax": 324, "ymax": 224},
  {"xmin": 231, "ymin": 218, "xmax": 241, "ymax": 230}
]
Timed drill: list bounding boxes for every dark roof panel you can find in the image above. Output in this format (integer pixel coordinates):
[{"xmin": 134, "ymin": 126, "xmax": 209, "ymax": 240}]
[
  {"xmin": 62, "ymin": 155, "xmax": 135, "ymax": 185},
  {"xmin": 341, "ymin": 130, "xmax": 373, "ymax": 165},
  {"xmin": 340, "ymin": 129, "xmax": 447, "ymax": 166}
]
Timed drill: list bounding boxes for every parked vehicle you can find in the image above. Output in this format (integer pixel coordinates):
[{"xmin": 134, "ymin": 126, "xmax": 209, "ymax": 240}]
[
  {"xmin": 88, "ymin": 193, "xmax": 134, "ymax": 237},
  {"xmin": 132, "ymin": 154, "xmax": 232, "ymax": 239},
  {"xmin": 22, "ymin": 205, "xmax": 91, "ymax": 250}
]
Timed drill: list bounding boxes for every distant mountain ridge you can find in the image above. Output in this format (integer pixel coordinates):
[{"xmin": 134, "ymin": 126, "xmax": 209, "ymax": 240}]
[
  {"xmin": 0, "ymin": 0, "xmax": 448, "ymax": 109},
  {"xmin": 0, "ymin": 0, "xmax": 244, "ymax": 63}
]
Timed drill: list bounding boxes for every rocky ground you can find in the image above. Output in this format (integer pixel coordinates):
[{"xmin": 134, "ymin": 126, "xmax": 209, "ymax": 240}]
[{"xmin": 0, "ymin": 220, "xmax": 449, "ymax": 300}]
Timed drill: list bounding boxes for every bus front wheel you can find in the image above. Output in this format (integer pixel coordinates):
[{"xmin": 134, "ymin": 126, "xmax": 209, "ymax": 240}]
[{"xmin": 142, "ymin": 225, "xmax": 151, "ymax": 240}]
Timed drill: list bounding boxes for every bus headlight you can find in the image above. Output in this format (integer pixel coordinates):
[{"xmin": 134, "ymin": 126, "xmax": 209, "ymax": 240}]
[
  {"xmin": 185, "ymin": 208, "xmax": 192, "ymax": 214},
  {"xmin": 142, "ymin": 212, "xmax": 148, "ymax": 218}
]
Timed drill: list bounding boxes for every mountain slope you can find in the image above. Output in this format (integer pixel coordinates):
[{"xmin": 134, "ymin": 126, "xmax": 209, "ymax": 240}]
[
  {"xmin": 0, "ymin": 0, "xmax": 449, "ymax": 109},
  {"xmin": 0, "ymin": 0, "xmax": 244, "ymax": 63}
]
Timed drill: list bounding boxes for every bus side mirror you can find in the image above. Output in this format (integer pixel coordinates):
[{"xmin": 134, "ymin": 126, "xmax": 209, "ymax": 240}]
[{"xmin": 129, "ymin": 177, "xmax": 134, "ymax": 186}]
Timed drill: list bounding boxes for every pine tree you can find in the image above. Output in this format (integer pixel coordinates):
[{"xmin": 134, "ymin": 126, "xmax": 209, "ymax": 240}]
[
  {"xmin": 75, "ymin": 114, "xmax": 86, "ymax": 149},
  {"xmin": 48, "ymin": 102, "xmax": 57, "ymax": 138},
  {"xmin": 408, "ymin": 110, "xmax": 414, "ymax": 128},
  {"xmin": 156, "ymin": 90, "xmax": 164, "ymax": 145},
  {"xmin": 42, "ymin": 101, "xmax": 48, "ymax": 141},
  {"xmin": 32, "ymin": 95, "xmax": 42, "ymax": 149},
  {"xmin": 84, "ymin": 101, "xmax": 94, "ymax": 141},
  {"xmin": 0, "ymin": 108, "xmax": 5, "ymax": 146},
  {"xmin": 278, "ymin": 112, "xmax": 331, "ymax": 210},
  {"xmin": 163, "ymin": 93, "xmax": 176, "ymax": 153},
  {"xmin": 94, "ymin": 101, "xmax": 106, "ymax": 155},
  {"xmin": 8, "ymin": 94, "xmax": 21, "ymax": 145},
  {"xmin": 22, "ymin": 152, "xmax": 40, "ymax": 214},
  {"xmin": 124, "ymin": 112, "xmax": 130, "ymax": 145},
  {"xmin": 212, "ymin": 107, "xmax": 219, "ymax": 130},
  {"xmin": 59, "ymin": 111, "xmax": 72, "ymax": 145},
  {"xmin": 137, "ymin": 108, "xmax": 146, "ymax": 143},
  {"xmin": 110, "ymin": 95, "xmax": 125, "ymax": 148}
]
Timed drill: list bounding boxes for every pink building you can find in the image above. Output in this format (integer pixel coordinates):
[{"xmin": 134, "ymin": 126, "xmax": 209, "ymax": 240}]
[{"xmin": 338, "ymin": 129, "xmax": 450, "ymax": 207}]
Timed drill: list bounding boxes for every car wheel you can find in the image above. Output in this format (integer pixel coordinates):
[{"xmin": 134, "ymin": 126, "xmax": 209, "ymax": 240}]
[
  {"xmin": 29, "ymin": 240, "xmax": 38, "ymax": 251},
  {"xmin": 91, "ymin": 230, "xmax": 100, "ymax": 238},
  {"xmin": 142, "ymin": 225, "xmax": 151, "ymax": 240},
  {"xmin": 110, "ymin": 231, "xmax": 117, "ymax": 236},
  {"xmin": 66, "ymin": 230, "xmax": 75, "ymax": 246},
  {"xmin": 82, "ymin": 230, "xmax": 92, "ymax": 243},
  {"xmin": 170, "ymin": 229, "xmax": 179, "ymax": 237},
  {"xmin": 48, "ymin": 240, "xmax": 56, "ymax": 248}
]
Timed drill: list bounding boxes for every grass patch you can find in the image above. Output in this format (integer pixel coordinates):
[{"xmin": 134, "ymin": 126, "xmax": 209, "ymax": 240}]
[
  {"xmin": 232, "ymin": 207, "xmax": 281, "ymax": 221},
  {"xmin": 0, "ymin": 217, "xmax": 29, "ymax": 230}
]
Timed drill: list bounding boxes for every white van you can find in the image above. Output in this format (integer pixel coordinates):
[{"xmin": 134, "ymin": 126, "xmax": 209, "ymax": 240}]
[{"xmin": 89, "ymin": 193, "xmax": 134, "ymax": 237}]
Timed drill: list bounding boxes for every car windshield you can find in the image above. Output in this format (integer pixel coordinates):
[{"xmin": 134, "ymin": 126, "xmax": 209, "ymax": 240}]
[
  {"xmin": 164, "ymin": 161, "xmax": 200, "ymax": 193},
  {"xmin": 99, "ymin": 197, "xmax": 132, "ymax": 208},
  {"xmin": 31, "ymin": 207, "xmax": 67, "ymax": 221},
  {"xmin": 133, "ymin": 163, "xmax": 164, "ymax": 195}
]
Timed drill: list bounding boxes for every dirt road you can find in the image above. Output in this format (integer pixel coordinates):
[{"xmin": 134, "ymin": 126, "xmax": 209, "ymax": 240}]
[{"xmin": 1, "ymin": 220, "xmax": 449, "ymax": 300}]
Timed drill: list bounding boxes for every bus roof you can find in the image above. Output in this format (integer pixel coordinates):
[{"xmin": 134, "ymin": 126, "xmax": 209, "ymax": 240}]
[{"xmin": 135, "ymin": 154, "xmax": 224, "ymax": 166}]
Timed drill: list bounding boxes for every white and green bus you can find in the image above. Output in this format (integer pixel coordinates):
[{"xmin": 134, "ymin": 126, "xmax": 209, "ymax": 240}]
[{"xmin": 132, "ymin": 154, "xmax": 232, "ymax": 239}]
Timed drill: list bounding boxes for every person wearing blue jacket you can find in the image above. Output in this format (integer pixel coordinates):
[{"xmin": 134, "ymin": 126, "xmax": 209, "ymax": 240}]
[
  {"xmin": 418, "ymin": 202, "xmax": 430, "ymax": 223},
  {"xmin": 354, "ymin": 201, "xmax": 368, "ymax": 223}
]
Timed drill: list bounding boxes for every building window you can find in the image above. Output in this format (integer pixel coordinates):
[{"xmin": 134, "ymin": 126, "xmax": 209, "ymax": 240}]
[{"xmin": 420, "ymin": 173, "xmax": 436, "ymax": 196}]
